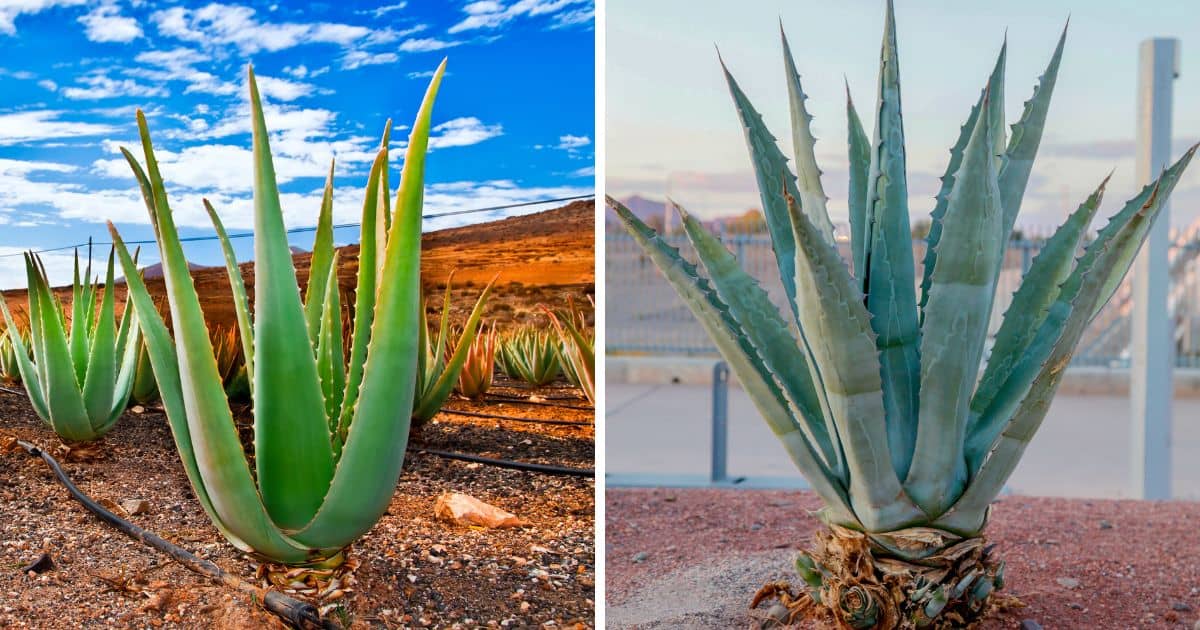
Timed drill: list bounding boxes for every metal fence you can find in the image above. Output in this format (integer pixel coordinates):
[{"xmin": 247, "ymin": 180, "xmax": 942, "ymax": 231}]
[{"xmin": 606, "ymin": 229, "xmax": 1200, "ymax": 368}]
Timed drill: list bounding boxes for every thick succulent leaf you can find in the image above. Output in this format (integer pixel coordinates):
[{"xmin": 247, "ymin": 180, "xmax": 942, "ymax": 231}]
[
  {"xmin": 317, "ymin": 252, "xmax": 346, "ymax": 445},
  {"xmin": 108, "ymin": 223, "xmax": 312, "ymax": 563},
  {"xmin": 80, "ymin": 251, "xmax": 118, "ymax": 431},
  {"xmin": 846, "ymin": 84, "xmax": 871, "ymax": 279},
  {"xmin": 29, "ymin": 256, "xmax": 91, "ymax": 440},
  {"xmin": 68, "ymin": 252, "xmax": 89, "ymax": 386},
  {"xmin": 864, "ymin": 0, "xmax": 921, "ymax": 454},
  {"xmin": 295, "ymin": 61, "xmax": 444, "ymax": 548},
  {"xmin": 202, "ymin": 199, "xmax": 254, "ymax": 389},
  {"xmin": 784, "ymin": 191, "xmax": 924, "ymax": 531},
  {"xmin": 334, "ymin": 149, "xmax": 388, "ymax": 441},
  {"xmin": 905, "ymin": 96, "xmax": 1003, "ymax": 515},
  {"xmin": 0, "ymin": 297, "xmax": 48, "ymax": 421},
  {"xmin": 413, "ymin": 275, "xmax": 498, "ymax": 422},
  {"xmin": 374, "ymin": 121, "xmax": 392, "ymax": 285},
  {"xmin": 676, "ymin": 202, "xmax": 842, "ymax": 478},
  {"xmin": 781, "ymin": 24, "xmax": 835, "ymax": 242},
  {"xmin": 304, "ymin": 160, "xmax": 337, "ymax": 347},
  {"xmin": 920, "ymin": 44, "xmax": 1005, "ymax": 325},
  {"xmin": 965, "ymin": 147, "xmax": 1196, "ymax": 471},
  {"xmin": 965, "ymin": 175, "xmax": 1107, "ymax": 463},
  {"xmin": 720, "ymin": 55, "xmax": 804, "ymax": 322},
  {"xmin": 998, "ymin": 23, "xmax": 1067, "ymax": 232},
  {"xmin": 940, "ymin": 152, "xmax": 1195, "ymax": 533},
  {"xmin": 610, "ymin": 196, "xmax": 858, "ymax": 526},
  {"xmin": 245, "ymin": 67, "xmax": 336, "ymax": 531}
]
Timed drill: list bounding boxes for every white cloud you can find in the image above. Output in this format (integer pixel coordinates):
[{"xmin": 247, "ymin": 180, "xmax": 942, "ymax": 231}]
[
  {"xmin": 428, "ymin": 117, "xmax": 502, "ymax": 149},
  {"xmin": 342, "ymin": 50, "xmax": 398, "ymax": 70},
  {"xmin": 360, "ymin": 2, "xmax": 407, "ymax": 17},
  {"xmin": 61, "ymin": 74, "xmax": 168, "ymax": 100},
  {"xmin": 569, "ymin": 165, "xmax": 594, "ymax": 178},
  {"xmin": 556, "ymin": 134, "xmax": 590, "ymax": 150},
  {"xmin": 283, "ymin": 64, "xmax": 308, "ymax": 79},
  {"xmin": 37, "ymin": 79, "xmax": 56, "ymax": 91},
  {"xmin": 78, "ymin": 3, "xmax": 143, "ymax": 43},
  {"xmin": 132, "ymin": 47, "xmax": 238, "ymax": 96},
  {"xmin": 398, "ymin": 37, "xmax": 459, "ymax": 53},
  {"xmin": 449, "ymin": 0, "xmax": 593, "ymax": 34},
  {"xmin": 0, "ymin": 110, "xmax": 119, "ymax": 144},
  {"xmin": 151, "ymin": 3, "xmax": 371, "ymax": 55},
  {"xmin": 253, "ymin": 75, "xmax": 315, "ymax": 102},
  {"xmin": 0, "ymin": 0, "xmax": 86, "ymax": 36}
]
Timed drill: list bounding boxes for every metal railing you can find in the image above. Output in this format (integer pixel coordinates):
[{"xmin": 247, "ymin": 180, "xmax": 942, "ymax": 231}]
[{"xmin": 606, "ymin": 228, "xmax": 1200, "ymax": 367}]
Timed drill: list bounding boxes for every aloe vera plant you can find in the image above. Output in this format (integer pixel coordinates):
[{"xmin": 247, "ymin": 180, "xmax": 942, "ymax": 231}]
[
  {"xmin": 109, "ymin": 62, "xmax": 446, "ymax": 566},
  {"xmin": 0, "ymin": 328, "xmax": 28, "ymax": 384},
  {"xmin": 0, "ymin": 250, "xmax": 140, "ymax": 442},
  {"xmin": 455, "ymin": 322, "xmax": 498, "ymax": 400},
  {"xmin": 498, "ymin": 326, "xmax": 561, "ymax": 386},
  {"xmin": 544, "ymin": 300, "xmax": 594, "ymax": 404},
  {"xmin": 411, "ymin": 274, "xmax": 496, "ymax": 425},
  {"xmin": 610, "ymin": 4, "xmax": 1197, "ymax": 627}
]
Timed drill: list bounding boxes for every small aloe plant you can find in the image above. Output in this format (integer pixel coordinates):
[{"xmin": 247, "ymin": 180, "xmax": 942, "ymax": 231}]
[
  {"xmin": 0, "ymin": 328, "xmax": 28, "ymax": 384},
  {"xmin": 455, "ymin": 321, "xmax": 498, "ymax": 400},
  {"xmin": 544, "ymin": 299, "xmax": 594, "ymax": 404},
  {"xmin": 411, "ymin": 273, "xmax": 496, "ymax": 426},
  {"xmin": 498, "ymin": 326, "xmax": 561, "ymax": 386},
  {"xmin": 110, "ymin": 62, "xmax": 446, "ymax": 566},
  {"xmin": 611, "ymin": 3, "xmax": 1196, "ymax": 627},
  {"xmin": 0, "ymin": 250, "xmax": 140, "ymax": 442}
]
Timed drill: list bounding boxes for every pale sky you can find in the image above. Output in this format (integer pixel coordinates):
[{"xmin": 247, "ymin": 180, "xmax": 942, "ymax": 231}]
[{"xmin": 607, "ymin": 0, "xmax": 1200, "ymax": 230}]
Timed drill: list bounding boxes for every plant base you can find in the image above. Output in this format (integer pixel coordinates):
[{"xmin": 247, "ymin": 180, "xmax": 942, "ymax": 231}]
[{"xmin": 751, "ymin": 524, "xmax": 1008, "ymax": 629}]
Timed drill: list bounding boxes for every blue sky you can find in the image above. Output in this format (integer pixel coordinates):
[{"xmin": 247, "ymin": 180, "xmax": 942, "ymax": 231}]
[
  {"xmin": 608, "ymin": 0, "xmax": 1200, "ymax": 235},
  {"xmin": 0, "ymin": 0, "xmax": 594, "ymax": 287}
]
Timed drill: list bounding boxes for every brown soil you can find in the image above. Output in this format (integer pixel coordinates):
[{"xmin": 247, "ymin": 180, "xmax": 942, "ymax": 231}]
[
  {"xmin": 606, "ymin": 488, "xmax": 1200, "ymax": 629},
  {"xmin": 1, "ymin": 200, "xmax": 596, "ymax": 333},
  {"xmin": 0, "ymin": 380, "xmax": 594, "ymax": 629}
]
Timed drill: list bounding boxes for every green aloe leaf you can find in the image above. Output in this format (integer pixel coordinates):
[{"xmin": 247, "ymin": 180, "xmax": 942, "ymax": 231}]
[
  {"xmin": 412, "ymin": 274, "xmax": 498, "ymax": 422},
  {"xmin": 202, "ymin": 199, "xmax": 255, "ymax": 391},
  {"xmin": 245, "ymin": 66, "xmax": 335, "ymax": 530},
  {"xmin": 304, "ymin": 160, "xmax": 337, "ymax": 347},
  {"xmin": 80, "ymin": 250, "xmax": 118, "ymax": 431}
]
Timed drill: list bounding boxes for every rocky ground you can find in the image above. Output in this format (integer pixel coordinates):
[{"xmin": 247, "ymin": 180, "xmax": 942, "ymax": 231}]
[{"xmin": 607, "ymin": 487, "xmax": 1200, "ymax": 629}]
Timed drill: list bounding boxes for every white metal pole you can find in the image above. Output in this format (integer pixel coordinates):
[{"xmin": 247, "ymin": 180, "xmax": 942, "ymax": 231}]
[{"xmin": 1131, "ymin": 38, "xmax": 1178, "ymax": 500}]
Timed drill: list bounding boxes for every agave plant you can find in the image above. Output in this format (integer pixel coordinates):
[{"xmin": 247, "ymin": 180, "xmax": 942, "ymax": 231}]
[
  {"xmin": 109, "ymin": 63, "xmax": 446, "ymax": 566},
  {"xmin": 498, "ymin": 326, "xmax": 561, "ymax": 386},
  {"xmin": 0, "ymin": 250, "xmax": 140, "ymax": 441},
  {"xmin": 454, "ymin": 321, "xmax": 498, "ymax": 400},
  {"xmin": 543, "ymin": 300, "xmax": 594, "ymax": 404},
  {"xmin": 412, "ymin": 273, "xmax": 496, "ymax": 425},
  {"xmin": 610, "ymin": 4, "xmax": 1196, "ymax": 627}
]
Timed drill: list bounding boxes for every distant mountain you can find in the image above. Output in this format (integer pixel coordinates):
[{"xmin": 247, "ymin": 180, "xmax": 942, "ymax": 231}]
[{"xmin": 135, "ymin": 261, "xmax": 212, "ymax": 281}]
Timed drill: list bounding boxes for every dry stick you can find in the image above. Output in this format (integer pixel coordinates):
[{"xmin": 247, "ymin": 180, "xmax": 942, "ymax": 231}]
[{"xmin": 13, "ymin": 440, "xmax": 338, "ymax": 630}]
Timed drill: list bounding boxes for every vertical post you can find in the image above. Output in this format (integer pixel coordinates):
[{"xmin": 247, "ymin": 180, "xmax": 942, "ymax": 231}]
[
  {"xmin": 1131, "ymin": 38, "xmax": 1179, "ymax": 500},
  {"xmin": 711, "ymin": 361, "xmax": 729, "ymax": 483}
]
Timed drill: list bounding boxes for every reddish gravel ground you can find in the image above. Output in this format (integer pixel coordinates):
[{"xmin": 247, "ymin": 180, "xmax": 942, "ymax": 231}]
[{"xmin": 606, "ymin": 487, "xmax": 1200, "ymax": 629}]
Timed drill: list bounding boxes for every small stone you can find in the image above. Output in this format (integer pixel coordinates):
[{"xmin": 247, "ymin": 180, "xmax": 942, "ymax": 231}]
[
  {"xmin": 1056, "ymin": 577, "xmax": 1080, "ymax": 589},
  {"xmin": 1020, "ymin": 620, "xmax": 1044, "ymax": 630},
  {"xmin": 1171, "ymin": 602, "xmax": 1192, "ymax": 612},
  {"xmin": 122, "ymin": 499, "xmax": 150, "ymax": 515},
  {"xmin": 1099, "ymin": 520, "xmax": 1113, "ymax": 530},
  {"xmin": 1068, "ymin": 603, "xmax": 1083, "ymax": 611},
  {"xmin": 631, "ymin": 552, "xmax": 648, "ymax": 563},
  {"xmin": 750, "ymin": 523, "xmax": 764, "ymax": 531},
  {"xmin": 434, "ymin": 492, "xmax": 522, "ymax": 528},
  {"xmin": 131, "ymin": 405, "xmax": 145, "ymax": 414}
]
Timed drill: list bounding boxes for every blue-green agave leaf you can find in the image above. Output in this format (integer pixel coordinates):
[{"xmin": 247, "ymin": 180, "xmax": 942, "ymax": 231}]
[{"xmin": 781, "ymin": 24, "xmax": 835, "ymax": 243}]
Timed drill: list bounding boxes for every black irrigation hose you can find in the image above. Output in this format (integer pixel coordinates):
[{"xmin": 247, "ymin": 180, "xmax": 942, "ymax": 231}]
[
  {"xmin": 439, "ymin": 408, "xmax": 593, "ymax": 427},
  {"xmin": 414, "ymin": 447, "xmax": 594, "ymax": 477},
  {"xmin": 480, "ymin": 395, "xmax": 593, "ymax": 411},
  {"xmin": 12, "ymin": 440, "xmax": 337, "ymax": 630}
]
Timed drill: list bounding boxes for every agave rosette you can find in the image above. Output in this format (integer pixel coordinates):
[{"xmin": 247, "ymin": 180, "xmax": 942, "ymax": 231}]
[
  {"xmin": 109, "ymin": 62, "xmax": 447, "ymax": 566},
  {"xmin": 610, "ymin": 1, "xmax": 1196, "ymax": 625}
]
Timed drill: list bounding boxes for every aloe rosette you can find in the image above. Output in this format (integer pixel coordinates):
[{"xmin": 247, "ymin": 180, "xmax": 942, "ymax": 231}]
[
  {"xmin": 498, "ymin": 326, "xmax": 562, "ymax": 386},
  {"xmin": 454, "ymin": 322, "xmax": 498, "ymax": 401},
  {"xmin": 0, "ymin": 250, "xmax": 140, "ymax": 442},
  {"xmin": 412, "ymin": 272, "xmax": 497, "ymax": 425},
  {"xmin": 610, "ymin": 3, "xmax": 1196, "ymax": 627},
  {"xmin": 109, "ymin": 62, "xmax": 446, "ymax": 566}
]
